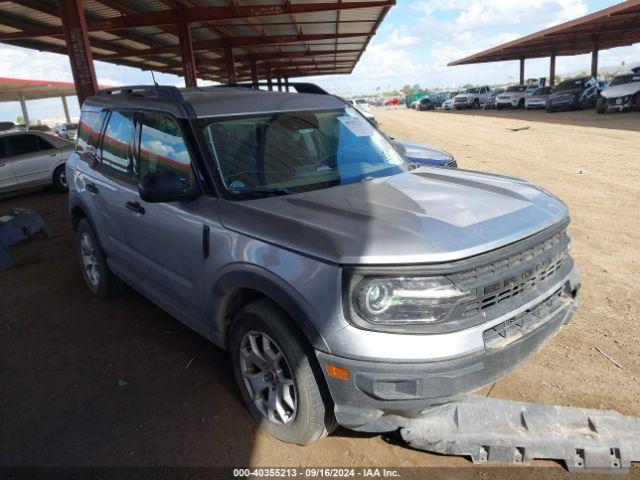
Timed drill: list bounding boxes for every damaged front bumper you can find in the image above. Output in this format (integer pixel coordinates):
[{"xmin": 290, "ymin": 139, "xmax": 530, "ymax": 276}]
[{"xmin": 317, "ymin": 268, "xmax": 580, "ymax": 433}]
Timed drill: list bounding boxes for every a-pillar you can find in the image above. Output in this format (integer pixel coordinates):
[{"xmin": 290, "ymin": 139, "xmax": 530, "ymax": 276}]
[{"xmin": 58, "ymin": 0, "xmax": 98, "ymax": 105}]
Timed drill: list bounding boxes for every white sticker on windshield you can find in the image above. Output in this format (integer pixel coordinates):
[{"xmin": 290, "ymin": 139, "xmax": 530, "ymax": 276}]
[{"xmin": 338, "ymin": 115, "xmax": 374, "ymax": 137}]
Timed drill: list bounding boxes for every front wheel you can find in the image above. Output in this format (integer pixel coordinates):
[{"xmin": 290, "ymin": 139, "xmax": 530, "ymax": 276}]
[
  {"xmin": 75, "ymin": 219, "xmax": 118, "ymax": 298},
  {"xmin": 229, "ymin": 299, "xmax": 336, "ymax": 445},
  {"xmin": 597, "ymin": 97, "xmax": 607, "ymax": 114}
]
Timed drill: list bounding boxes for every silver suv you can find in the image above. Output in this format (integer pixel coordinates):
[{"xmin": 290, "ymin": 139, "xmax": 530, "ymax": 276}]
[{"xmin": 67, "ymin": 85, "xmax": 580, "ymax": 445}]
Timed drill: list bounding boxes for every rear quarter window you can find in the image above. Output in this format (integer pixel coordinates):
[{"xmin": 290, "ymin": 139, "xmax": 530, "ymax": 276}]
[{"xmin": 77, "ymin": 110, "xmax": 106, "ymax": 155}]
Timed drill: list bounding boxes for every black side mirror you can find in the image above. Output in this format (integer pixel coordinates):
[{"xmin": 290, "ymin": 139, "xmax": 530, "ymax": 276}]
[{"xmin": 138, "ymin": 171, "xmax": 200, "ymax": 203}]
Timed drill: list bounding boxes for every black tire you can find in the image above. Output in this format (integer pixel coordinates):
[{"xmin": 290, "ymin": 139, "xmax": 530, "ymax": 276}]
[
  {"xmin": 597, "ymin": 97, "xmax": 606, "ymax": 114},
  {"xmin": 52, "ymin": 164, "xmax": 68, "ymax": 192},
  {"xmin": 229, "ymin": 299, "xmax": 336, "ymax": 445},
  {"xmin": 496, "ymin": 105, "xmax": 503, "ymax": 110},
  {"xmin": 518, "ymin": 98, "xmax": 525, "ymax": 108},
  {"xmin": 75, "ymin": 218, "xmax": 117, "ymax": 299},
  {"xmin": 474, "ymin": 98, "xmax": 480, "ymax": 109}
]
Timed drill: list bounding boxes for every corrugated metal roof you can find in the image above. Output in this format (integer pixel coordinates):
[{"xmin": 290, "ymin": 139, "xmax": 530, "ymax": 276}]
[
  {"xmin": 450, "ymin": 0, "xmax": 640, "ymax": 65},
  {"xmin": 0, "ymin": 0, "xmax": 393, "ymax": 82}
]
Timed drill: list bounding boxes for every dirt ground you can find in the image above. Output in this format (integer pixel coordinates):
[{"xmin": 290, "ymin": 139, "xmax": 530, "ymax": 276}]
[{"xmin": 1, "ymin": 107, "xmax": 639, "ymax": 476}]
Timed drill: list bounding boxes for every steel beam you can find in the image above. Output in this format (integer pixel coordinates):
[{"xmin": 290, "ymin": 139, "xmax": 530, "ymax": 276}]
[
  {"xmin": 98, "ymin": 33, "xmax": 371, "ymax": 60},
  {"xmin": 519, "ymin": 57, "xmax": 525, "ymax": 84},
  {"xmin": 58, "ymin": 0, "xmax": 98, "ymax": 105},
  {"xmin": 0, "ymin": 2, "xmax": 394, "ymax": 39},
  {"xmin": 225, "ymin": 46, "xmax": 237, "ymax": 84},
  {"xmin": 177, "ymin": 23, "xmax": 197, "ymax": 87}
]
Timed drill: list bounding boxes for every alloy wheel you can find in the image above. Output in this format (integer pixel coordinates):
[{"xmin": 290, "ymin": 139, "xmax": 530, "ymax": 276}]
[
  {"xmin": 239, "ymin": 331, "xmax": 297, "ymax": 425},
  {"xmin": 80, "ymin": 232, "xmax": 100, "ymax": 287}
]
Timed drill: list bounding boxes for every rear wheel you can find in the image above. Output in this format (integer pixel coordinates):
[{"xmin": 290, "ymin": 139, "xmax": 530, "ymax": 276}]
[
  {"xmin": 518, "ymin": 98, "xmax": 525, "ymax": 108},
  {"xmin": 75, "ymin": 219, "xmax": 117, "ymax": 299},
  {"xmin": 52, "ymin": 164, "xmax": 68, "ymax": 192},
  {"xmin": 229, "ymin": 299, "xmax": 336, "ymax": 445}
]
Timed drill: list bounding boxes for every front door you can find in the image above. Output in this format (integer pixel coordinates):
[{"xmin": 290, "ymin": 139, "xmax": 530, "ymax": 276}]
[
  {"xmin": 7, "ymin": 133, "xmax": 56, "ymax": 187},
  {"xmin": 119, "ymin": 112, "xmax": 206, "ymax": 326},
  {"xmin": 0, "ymin": 138, "xmax": 17, "ymax": 191}
]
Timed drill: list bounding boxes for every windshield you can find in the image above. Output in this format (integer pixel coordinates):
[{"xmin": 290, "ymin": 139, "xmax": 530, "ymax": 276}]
[
  {"xmin": 557, "ymin": 78, "xmax": 585, "ymax": 91},
  {"xmin": 466, "ymin": 87, "xmax": 480, "ymax": 94},
  {"xmin": 611, "ymin": 74, "xmax": 640, "ymax": 86},
  {"xmin": 506, "ymin": 85, "xmax": 527, "ymax": 92},
  {"xmin": 533, "ymin": 87, "xmax": 554, "ymax": 95},
  {"xmin": 355, "ymin": 99, "xmax": 367, "ymax": 104},
  {"xmin": 491, "ymin": 89, "xmax": 504, "ymax": 96},
  {"xmin": 201, "ymin": 107, "xmax": 408, "ymax": 198}
]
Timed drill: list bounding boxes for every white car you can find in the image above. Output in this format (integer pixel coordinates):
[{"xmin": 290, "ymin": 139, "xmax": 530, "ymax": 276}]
[
  {"xmin": 453, "ymin": 86, "xmax": 492, "ymax": 109},
  {"xmin": 525, "ymin": 86, "xmax": 556, "ymax": 109},
  {"xmin": 496, "ymin": 84, "xmax": 539, "ymax": 109},
  {"xmin": 0, "ymin": 131, "xmax": 72, "ymax": 195},
  {"xmin": 597, "ymin": 69, "xmax": 640, "ymax": 113},
  {"xmin": 442, "ymin": 98, "xmax": 455, "ymax": 110}
]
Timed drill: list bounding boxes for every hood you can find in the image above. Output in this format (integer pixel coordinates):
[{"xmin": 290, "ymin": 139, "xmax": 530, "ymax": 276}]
[
  {"xmin": 549, "ymin": 88, "xmax": 581, "ymax": 98},
  {"xmin": 219, "ymin": 167, "xmax": 568, "ymax": 265},
  {"xmin": 393, "ymin": 140, "xmax": 453, "ymax": 166},
  {"xmin": 601, "ymin": 82, "xmax": 640, "ymax": 98}
]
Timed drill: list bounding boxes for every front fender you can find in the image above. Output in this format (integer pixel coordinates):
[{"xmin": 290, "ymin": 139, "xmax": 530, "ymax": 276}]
[{"xmin": 208, "ymin": 263, "xmax": 331, "ymax": 353}]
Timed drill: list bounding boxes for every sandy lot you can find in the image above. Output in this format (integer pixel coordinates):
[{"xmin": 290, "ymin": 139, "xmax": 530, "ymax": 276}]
[{"xmin": 1, "ymin": 107, "xmax": 639, "ymax": 476}]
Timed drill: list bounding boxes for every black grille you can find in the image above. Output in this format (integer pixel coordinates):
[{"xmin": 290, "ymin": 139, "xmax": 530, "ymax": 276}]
[{"xmin": 451, "ymin": 229, "xmax": 570, "ymax": 317}]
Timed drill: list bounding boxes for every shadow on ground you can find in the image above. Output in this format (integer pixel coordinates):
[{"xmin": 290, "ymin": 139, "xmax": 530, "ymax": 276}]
[
  {"xmin": 428, "ymin": 107, "xmax": 640, "ymax": 132},
  {"xmin": 0, "ymin": 190, "xmax": 259, "ymax": 467}
]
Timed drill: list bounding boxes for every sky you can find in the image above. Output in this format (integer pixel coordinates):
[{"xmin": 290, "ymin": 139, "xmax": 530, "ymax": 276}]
[{"xmin": 1, "ymin": 0, "xmax": 639, "ymax": 123}]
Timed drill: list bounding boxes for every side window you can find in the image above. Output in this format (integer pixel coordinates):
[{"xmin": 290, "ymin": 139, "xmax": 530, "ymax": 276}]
[
  {"xmin": 35, "ymin": 136, "xmax": 55, "ymax": 151},
  {"xmin": 7, "ymin": 134, "xmax": 39, "ymax": 157},
  {"xmin": 77, "ymin": 110, "xmax": 106, "ymax": 155},
  {"xmin": 138, "ymin": 113, "xmax": 192, "ymax": 185},
  {"xmin": 0, "ymin": 138, "xmax": 6, "ymax": 159},
  {"xmin": 100, "ymin": 111, "xmax": 134, "ymax": 173}
]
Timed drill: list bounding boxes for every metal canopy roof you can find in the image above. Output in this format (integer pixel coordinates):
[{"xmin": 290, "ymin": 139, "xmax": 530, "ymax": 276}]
[
  {"xmin": 449, "ymin": 0, "xmax": 640, "ymax": 66},
  {"xmin": 0, "ymin": 0, "xmax": 394, "ymax": 83}
]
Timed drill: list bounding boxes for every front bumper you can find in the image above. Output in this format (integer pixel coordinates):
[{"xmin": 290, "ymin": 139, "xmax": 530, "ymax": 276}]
[
  {"xmin": 317, "ymin": 269, "xmax": 580, "ymax": 432},
  {"xmin": 603, "ymin": 96, "xmax": 635, "ymax": 112},
  {"xmin": 496, "ymin": 98, "xmax": 520, "ymax": 107},
  {"xmin": 526, "ymin": 100, "xmax": 545, "ymax": 109}
]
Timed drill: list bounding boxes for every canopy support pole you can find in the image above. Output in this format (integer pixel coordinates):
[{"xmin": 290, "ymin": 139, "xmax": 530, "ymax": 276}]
[
  {"xmin": 19, "ymin": 94, "xmax": 30, "ymax": 128},
  {"xmin": 591, "ymin": 36, "xmax": 599, "ymax": 78},
  {"xmin": 61, "ymin": 96, "xmax": 71, "ymax": 123},
  {"xmin": 519, "ymin": 58, "xmax": 525, "ymax": 85},
  {"xmin": 266, "ymin": 66, "xmax": 273, "ymax": 91},
  {"xmin": 177, "ymin": 23, "xmax": 197, "ymax": 87},
  {"xmin": 250, "ymin": 56, "xmax": 258, "ymax": 89},
  {"xmin": 284, "ymin": 77, "xmax": 290, "ymax": 92},
  {"xmin": 549, "ymin": 51, "xmax": 556, "ymax": 86},
  {"xmin": 225, "ymin": 45, "xmax": 236, "ymax": 84},
  {"xmin": 277, "ymin": 77, "xmax": 282, "ymax": 92},
  {"xmin": 58, "ymin": 0, "xmax": 98, "ymax": 106}
]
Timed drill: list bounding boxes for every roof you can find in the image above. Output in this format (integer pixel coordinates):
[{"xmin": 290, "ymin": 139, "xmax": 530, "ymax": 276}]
[
  {"xmin": 449, "ymin": 0, "xmax": 640, "ymax": 65},
  {"xmin": 0, "ymin": 77, "xmax": 112, "ymax": 101},
  {"xmin": 83, "ymin": 85, "xmax": 347, "ymax": 118},
  {"xmin": 0, "ymin": 0, "xmax": 394, "ymax": 83}
]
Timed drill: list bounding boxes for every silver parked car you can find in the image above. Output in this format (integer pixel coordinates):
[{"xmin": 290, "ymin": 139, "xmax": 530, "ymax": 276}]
[
  {"xmin": 67, "ymin": 85, "xmax": 580, "ymax": 444},
  {"xmin": 525, "ymin": 86, "xmax": 556, "ymax": 109},
  {"xmin": 0, "ymin": 130, "xmax": 71, "ymax": 195}
]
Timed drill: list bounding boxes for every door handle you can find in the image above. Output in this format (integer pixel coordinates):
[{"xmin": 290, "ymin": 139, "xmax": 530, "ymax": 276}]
[
  {"xmin": 0, "ymin": 163, "xmax": 6, "ymax": 167},
  {"xmin": 49, "ymin": 153, "xmax": 57, "ymax": 157},
  {"xmin": 125, "ymin": 201, "xmax": 145, "ymax": 215},
  {"xmin": 85, "ymin": 182, "xmax": 98, "ymax": 194}
]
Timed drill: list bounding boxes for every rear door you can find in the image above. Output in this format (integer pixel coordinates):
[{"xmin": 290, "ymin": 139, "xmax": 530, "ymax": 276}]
[
  {"xmin": 0, "ymin": 137, "xmax": 17, "ymax": 190},
  {"xmin": 119, "ymin": 112, "xmax": 206, "ymax": 325}
]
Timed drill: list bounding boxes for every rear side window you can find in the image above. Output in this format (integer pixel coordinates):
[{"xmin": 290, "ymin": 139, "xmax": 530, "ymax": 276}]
[
  {"xmin": 7, "ymin": 134, "xmax": 39, "ymax": 156},
  {"xmin": 35, "ymin": 136, "xmax": 55, "ymax": 151},
  {"xmin": 77, "ymin": 110, "xmax": 106, "ymax": 155},
  {"xmin": 100, "ymin": 111, "xmax": 133, "ymax": 173},
  {"xmin": 137, "ymin": 113, "xmax": 192, "ymax": 185}
]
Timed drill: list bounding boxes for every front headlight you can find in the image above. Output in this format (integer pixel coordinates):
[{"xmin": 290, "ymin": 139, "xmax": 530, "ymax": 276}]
[{"xmin": 349, "ymin": 275, "xmax": 472, "ymax": 326}]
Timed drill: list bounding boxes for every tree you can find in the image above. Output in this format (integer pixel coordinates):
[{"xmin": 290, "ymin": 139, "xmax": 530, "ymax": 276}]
[{"xmin": 16, "ymin": 115, "xmax": 24, "ymax": 125}]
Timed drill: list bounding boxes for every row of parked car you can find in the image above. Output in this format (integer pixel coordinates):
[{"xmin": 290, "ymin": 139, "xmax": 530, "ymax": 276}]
[{"xmin": 410, "ymin": 67, "xmax": 640, "ymax": 114}]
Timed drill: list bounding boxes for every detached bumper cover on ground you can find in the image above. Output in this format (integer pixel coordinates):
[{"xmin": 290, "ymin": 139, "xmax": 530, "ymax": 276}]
[
  {"xmin": 401, "ymin": 395, "xmax": 640, "ymax": 473},
  {"xmin": 0, "ymin": 208, "xmax": 50, "ymax": 269}
]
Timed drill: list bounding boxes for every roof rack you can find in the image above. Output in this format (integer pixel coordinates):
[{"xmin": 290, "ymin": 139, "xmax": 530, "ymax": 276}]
[
  {"xmin": 213, "ymin": 82, "xmax": 330, "ymax": 95},
  {"xmin": 96, "ymin": 85, "xmax": 185, "ymax": 102}
]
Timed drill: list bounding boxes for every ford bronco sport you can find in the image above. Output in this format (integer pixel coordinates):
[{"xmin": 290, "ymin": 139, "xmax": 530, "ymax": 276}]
[{"xmin": 67, "ymin": 85, "xmax": 580, "ymax": 445}]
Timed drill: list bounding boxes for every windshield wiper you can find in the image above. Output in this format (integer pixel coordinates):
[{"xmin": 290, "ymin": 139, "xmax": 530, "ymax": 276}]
[{"xmin": 229, "ymin": 186, "xmax": 294, "ymax": 197}]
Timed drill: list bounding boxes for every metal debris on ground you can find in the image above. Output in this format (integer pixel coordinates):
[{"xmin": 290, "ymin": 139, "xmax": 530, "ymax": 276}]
[
  {"xmin": 0, "ymin": 208, "xmax": 51, "ymax": 269},
  {"xmin": 507, "ymin": 126, "xmax": 530, "ymax": 132},
  {"xmin": 401, "ymin": 395, "xmax": 640, "ymax": 474},
  {"xmin": 596, "ymin": 347, "xmax": 624, "ymax": 369}
]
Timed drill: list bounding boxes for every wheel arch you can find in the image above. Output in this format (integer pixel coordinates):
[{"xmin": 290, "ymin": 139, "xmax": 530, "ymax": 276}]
[{"xmin": 208, "ymin": 265, "xmax": 330, "ymax": 354}]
